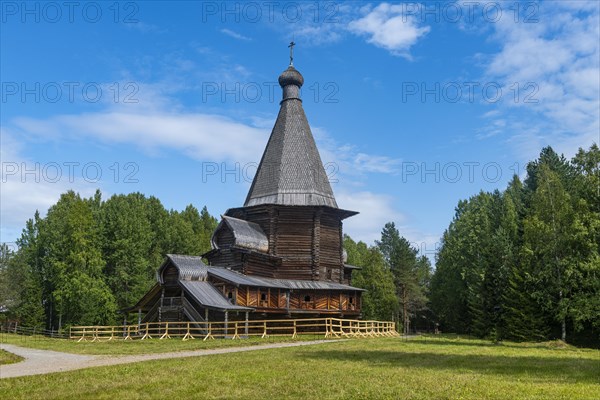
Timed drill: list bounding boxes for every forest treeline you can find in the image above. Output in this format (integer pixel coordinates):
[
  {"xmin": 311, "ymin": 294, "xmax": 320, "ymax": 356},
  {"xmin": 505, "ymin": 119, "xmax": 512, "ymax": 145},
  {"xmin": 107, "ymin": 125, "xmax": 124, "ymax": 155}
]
[
  {"xmin": 430, "ymin": 145, "xmax": 599, "ymax": 343},
  {"xmin": 0, "ymin": 192, "xmax": 218, "ymax": 328},
  {"xmin": 1, "ymin": 144, "xmax": 598, "ymax": 344},
  {"xmin": 0, "ymin": 187, "xmax": 431, "ymax": 334}
]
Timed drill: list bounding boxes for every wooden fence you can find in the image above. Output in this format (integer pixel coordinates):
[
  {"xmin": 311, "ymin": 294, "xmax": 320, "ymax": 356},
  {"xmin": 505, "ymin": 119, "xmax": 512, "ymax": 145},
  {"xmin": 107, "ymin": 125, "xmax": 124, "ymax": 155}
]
[{"xmin": 69, "ymin": 318, "xmax": 398, "ymax": 342}]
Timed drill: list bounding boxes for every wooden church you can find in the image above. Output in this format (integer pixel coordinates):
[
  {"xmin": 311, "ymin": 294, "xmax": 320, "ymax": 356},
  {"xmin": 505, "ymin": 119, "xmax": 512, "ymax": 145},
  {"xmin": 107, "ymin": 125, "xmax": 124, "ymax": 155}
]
[{"xmin": 129, "ymin": 48, "xmax": 364, "ymax": 324}]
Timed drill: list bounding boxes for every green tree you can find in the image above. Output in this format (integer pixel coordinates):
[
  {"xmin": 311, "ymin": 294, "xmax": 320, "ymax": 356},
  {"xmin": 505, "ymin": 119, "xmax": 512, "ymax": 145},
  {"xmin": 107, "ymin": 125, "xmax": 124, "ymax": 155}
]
[
  {"xmin": 430, "ymin": 204, "xmax": 470, "ymax": 333},
  {"xmin": 165, "ymin": 210, "xmax": 198, "ymax": 255},
  {"xmin": 145, "ymin": 196, "xmax": 171, "ymax": 268},
  {"xmin": 344, "ymin": 235, "xmax": 398, "ymax": 321},
  {"xmin": 377, "ymin": 222, "xmax": 428, "ymax": 334},
  {"xmin": 426, "ymin": 145, "xmax": 599, "ymax": 342},
  {"xmin": 0, "ymin": 243, "xmax": 17, "ymax": 314},
  {"xmin": 523, "ymin": 163, "xmax": 593, "ymax": 341},
  {"xmin": 43, "ymin": 191, "xmax": 117, "ymax": 327},
  {"xmin": 10, "ymin": 214, "xmax": 46, "ymax": 327},
  {"xmin": 101, "ymin": 193, "xmax": 153, "ymax": 310},
  {"xmin": 524, "ymin": 146, "xmax": 574, "ymax": 195},
  {"xmin": 431, "ymin": 193, "xmax": 497, "ymax": 336},
  {"xmin": 503, "ymin": 177, "xmax": 549, "ymax": 341},
  {"xmin": 570, "ymin": 145, "xmax": 600, "ymax": 334}
]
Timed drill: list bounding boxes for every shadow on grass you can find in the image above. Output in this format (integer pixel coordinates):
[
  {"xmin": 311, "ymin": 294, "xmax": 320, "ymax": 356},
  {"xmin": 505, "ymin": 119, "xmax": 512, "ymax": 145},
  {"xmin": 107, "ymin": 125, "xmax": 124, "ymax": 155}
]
[
  {"xmin": 414, "ymin": 337, "xmax": 596, "ymax": 351},
  {"xmin": 300, "ymin": 348, "xmax": 600, "ymax": 384},
  {"xmin": 411, "ymin": 338, "xmax": 497, "ymax": 348}
]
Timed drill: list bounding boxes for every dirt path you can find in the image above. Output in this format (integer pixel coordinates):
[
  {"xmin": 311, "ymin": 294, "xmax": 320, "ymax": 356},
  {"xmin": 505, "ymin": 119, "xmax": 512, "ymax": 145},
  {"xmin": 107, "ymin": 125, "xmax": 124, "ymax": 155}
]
[{"xmin": 1, "ymin": 340, "xmax": 340, "ymax": 379}]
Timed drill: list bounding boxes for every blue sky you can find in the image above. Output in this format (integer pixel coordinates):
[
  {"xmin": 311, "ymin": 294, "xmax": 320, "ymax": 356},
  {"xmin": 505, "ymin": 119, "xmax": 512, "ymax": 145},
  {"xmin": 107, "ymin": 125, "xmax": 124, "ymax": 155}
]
[{"xmin": 1, "ymin": 1, "xmax": 599, "ymax": 262}]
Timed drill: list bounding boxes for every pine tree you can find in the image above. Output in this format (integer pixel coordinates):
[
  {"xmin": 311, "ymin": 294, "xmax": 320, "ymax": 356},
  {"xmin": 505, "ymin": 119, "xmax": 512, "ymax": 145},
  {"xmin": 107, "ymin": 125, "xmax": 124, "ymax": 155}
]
[
  {"xmin": 344, "ymin": 235, "xmax": 398, "ymax": 321},
  {"xmin": 43, "ymin": 191, "xmax": 117, "ymax": 327},
  {"xmin": 377, "ymin": 222, "xmax": 428, "ymax": 334},
  {"xmin": 430, "ymin": 201, "xmax": 470, "ymax": 333},
  {"xmin": 523, "ymin": 164, "xmax": 582, "ymax": 341},
  {"xmin": 101, "ymin": 193, "xmax": 153, "ymax": 310}
]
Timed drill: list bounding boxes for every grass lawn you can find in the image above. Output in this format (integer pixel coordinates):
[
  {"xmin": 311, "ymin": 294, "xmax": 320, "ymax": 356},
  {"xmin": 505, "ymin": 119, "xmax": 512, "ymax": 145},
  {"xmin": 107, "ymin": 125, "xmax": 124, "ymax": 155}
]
[
  {"xmin": 1, "ymin": 336, "xmax": 598, "ymax": 399},
  {"xmin": 0, "ymin": 332, "xmax": 325, "ymax": 355},
  {"xmin": 0, "ymin": 349, "xmax": 23, "ymax": 365}
]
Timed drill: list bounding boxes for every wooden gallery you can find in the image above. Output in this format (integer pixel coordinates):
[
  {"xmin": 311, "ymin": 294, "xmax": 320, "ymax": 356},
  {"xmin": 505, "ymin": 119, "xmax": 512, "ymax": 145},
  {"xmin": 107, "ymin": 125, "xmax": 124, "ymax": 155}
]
[{"xmin": 128, "ymin": 57, "xmax": 364, "ymax": 325}]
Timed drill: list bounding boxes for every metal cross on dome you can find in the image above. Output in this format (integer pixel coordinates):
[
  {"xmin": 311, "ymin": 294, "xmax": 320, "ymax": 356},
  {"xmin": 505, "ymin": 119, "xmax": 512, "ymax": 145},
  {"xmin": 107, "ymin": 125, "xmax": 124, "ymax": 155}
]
[{"xmin": 288, "ymin": 41, "xmax": 295, "ymax": 66}]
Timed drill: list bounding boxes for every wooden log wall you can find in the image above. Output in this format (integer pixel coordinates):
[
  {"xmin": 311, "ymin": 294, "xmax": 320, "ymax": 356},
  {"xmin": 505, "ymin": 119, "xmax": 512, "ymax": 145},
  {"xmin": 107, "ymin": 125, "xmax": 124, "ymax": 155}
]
[
  {"xmin": 224, "ymin": 205, "xmax": 354, "ymax": 284},
  {"xmin": 244, "ymin": 253, "xmax": 279, "ymax": 278},
  {"xmin": 206, "ymin": 250, "xmax": 241, "ymax": 271},
  {"xmin": 311, "ymin": 209, "xmax": 321, "ymax": 280},
  {"xmin": 213, "ymin": 224, "xmax": 234, "ymax": 248},
  {"xmin": 162, "ymin": 264, "xmax": 179, "ymax": 285},
  {"xmin": 319, "ymin": 212, "xmax": 343, "ymax": 282},
  {"xmin": 343, "ymin": 269, "xmax": 352, "ymax": 285},
  {"xmin": 207, "ymin": 224, "xmax": 241, "ymax": 270},
  {"xmin": 192, "ymin": 279, "xmax": 361, "ymax": 317}
]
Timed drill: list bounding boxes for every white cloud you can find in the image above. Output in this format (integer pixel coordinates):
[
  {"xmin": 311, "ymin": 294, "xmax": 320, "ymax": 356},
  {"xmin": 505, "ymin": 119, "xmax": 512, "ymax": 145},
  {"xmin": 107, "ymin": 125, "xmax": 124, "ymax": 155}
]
[
  {"xmin": 274, "ymin": 3, "xmax": 355, "ymax": 46},
  {"xmin": 351, "ymin": 152, "xmax": 402, "ymax": 173},
  {"xmin": 11, "ymin": 111, "xmax": 269, "ymax": 165},
  {"xmin": 337, "ymin": 189, "xmax": 441, "ymax": 263},
  {"xmin": 312, "ymin": 127, "xmax": 402, "ymax": 178},
  {"xmin": 397, "ymin": 227, "xmax": 442, "ymax": 260},
  {"xmin": 482, "ymin": 1, "xmax": 599, "ymax": 159},
  {"xmin": 337, "ymin": 190, "xmax": 404, "ymax": 245},
  {"xmin": 220, "ymin": 28, "xmax": 252, "ymax": 41},
  {"xmin": 1, "ymin": 108, "xmax": 270, "ymax": 243},
  {"xmin": 348, "ymin": 3, "xmax": 430, "ymax": 58},
  {"xmin": 266, "ymin": 3, "xmax": 429, "ymax": 58},
  {"xmin": 3, "ymin": 96, "xmax": 407, "ymax": 246},
  {"xmin": 0, "ymin": 129, "xmax": 99, "ymax": 244}
]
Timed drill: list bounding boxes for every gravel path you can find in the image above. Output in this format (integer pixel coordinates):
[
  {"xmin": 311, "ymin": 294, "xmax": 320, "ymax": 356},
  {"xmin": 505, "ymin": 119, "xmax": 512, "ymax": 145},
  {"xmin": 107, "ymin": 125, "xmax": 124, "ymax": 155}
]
[{"xmin": 1, "ymin": 340, "xmax": 340, "ymax": 379}]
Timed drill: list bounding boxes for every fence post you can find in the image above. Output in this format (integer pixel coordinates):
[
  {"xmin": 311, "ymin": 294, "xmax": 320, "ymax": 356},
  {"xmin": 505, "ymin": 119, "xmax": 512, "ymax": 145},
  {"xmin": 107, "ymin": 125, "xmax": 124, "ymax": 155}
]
[
  {"xmin": 77, "ymin": 327, "xmax": 86, "ymax": 342},
  {"xmin": 141, "ymin": 322, "xmax": 152, "ymax": 340},
  {"xmin": 183, "ymin": 322, "xmax": 194, "ymax": 341},
  {"xmin": 124, "ymin": 325, "xmax": 132, "ymax": 340},
  {"xmin": 261, "ymin": 321, "xmax": 268, "ymax": 339},
  {"xmin": 232, "ymin": 322, "xmax": 240, "ymax": 340},
  {"xmin": 292, "ymin": 320, "xmax": 297, "ymax": 339},
  {"xmin": 160, "ymin": 322, "xmax": 171, "ymax": 339},
  {"xmin": 203, "ymin": 321, "xmax": 215, "ymax": 341}
]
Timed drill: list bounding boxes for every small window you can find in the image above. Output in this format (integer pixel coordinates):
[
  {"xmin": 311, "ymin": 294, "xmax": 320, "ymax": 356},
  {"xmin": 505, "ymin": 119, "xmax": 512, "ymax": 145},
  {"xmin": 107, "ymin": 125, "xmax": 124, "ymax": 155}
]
[
  {"xmin": 349, "ymin": 297, "xmax": 354, "ymax": 304},
  {"xmin": 261, "ymin": 293, "xmax": 267, "ymax": 301},
  {"xmin": 326, "ymin": 269, "xmax": 332, "ymax": 280},
  {"xmin": 304, "ymin": 295, "xmax": 311, "ymax": 302},
  {"xmin": 227, "ymin": 292, "xmax": 233, "ymax": 299}
]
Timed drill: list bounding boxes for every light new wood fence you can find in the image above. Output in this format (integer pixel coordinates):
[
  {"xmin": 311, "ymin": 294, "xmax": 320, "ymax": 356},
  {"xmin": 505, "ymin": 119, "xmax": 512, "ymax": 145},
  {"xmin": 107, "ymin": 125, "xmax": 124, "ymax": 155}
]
[{"xmin": 69, "ymin": 318, "xmax": 398, "ymax": 341}]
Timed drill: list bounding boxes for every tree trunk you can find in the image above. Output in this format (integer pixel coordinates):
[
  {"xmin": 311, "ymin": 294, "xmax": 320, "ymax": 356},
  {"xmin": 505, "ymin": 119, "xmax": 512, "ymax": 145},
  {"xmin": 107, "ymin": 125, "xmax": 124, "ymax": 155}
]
[
  {"xmin": 559, "ymin": 288, "xmax": 566, "ymax": 342},
  {"xmin": 403, "ymin": 287, "xmax": 408, "ymax": 336}
]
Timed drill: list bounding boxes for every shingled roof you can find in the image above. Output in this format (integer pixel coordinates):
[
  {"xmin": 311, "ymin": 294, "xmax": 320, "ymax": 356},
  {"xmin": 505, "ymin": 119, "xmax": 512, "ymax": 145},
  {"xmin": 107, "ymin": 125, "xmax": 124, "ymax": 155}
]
[
  {"xmin": 212, "ymin": 215, "xmax": 269, "ymax": 252},
  {"xmin": 244, "ymin": 65, "xmax": 338, "ymax": 208},
  {"xmin": 157, "ymin": 254, "xmax": 208, "ymax": 283},
  {"xmin": 209, "ymin": 267, "xmax": 365, "ymax": 292},
  {"xmin": 180, "ymin": 281, "xmax": 252, "ymax": 311}
]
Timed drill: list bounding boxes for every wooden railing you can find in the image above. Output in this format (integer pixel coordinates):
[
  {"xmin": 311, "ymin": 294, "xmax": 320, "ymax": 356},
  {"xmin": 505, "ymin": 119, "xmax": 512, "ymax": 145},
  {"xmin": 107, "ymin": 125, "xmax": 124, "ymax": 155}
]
[{"xmin": 69, "ymin": 318, "xmax": 398, "ymax": 342}]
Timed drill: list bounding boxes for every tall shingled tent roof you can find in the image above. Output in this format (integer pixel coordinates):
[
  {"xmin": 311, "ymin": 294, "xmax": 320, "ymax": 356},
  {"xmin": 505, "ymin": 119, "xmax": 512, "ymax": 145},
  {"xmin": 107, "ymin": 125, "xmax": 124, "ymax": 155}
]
[{"xmin": 244, "ymin": 55, "xmax": 338, "ymax": 208}]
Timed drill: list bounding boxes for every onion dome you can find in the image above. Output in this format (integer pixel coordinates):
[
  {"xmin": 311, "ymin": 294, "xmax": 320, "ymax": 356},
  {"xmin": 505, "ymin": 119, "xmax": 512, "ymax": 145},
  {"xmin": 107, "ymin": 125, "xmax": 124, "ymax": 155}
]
[{"xmin": 278, "ymin": 66, "xmax": 304, "ymax": 88}]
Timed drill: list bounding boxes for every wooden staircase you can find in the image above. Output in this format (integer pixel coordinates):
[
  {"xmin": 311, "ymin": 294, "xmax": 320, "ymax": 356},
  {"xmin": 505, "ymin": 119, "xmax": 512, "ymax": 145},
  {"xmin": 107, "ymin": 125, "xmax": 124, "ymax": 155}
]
[{"xmin": 141, "ymin": 296, "xmax": 208, "ymax": 334}]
